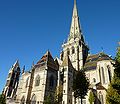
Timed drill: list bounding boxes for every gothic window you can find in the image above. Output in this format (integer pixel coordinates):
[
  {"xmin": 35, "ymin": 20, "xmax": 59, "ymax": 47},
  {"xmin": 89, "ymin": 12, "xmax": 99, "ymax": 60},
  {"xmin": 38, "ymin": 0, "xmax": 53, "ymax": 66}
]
[
  {"xmin": 107, "ymin": 65, "xmax": 111, "ymax": 82},
  {"xmin": 31, "ymin": 94, "xmax": 36, "ymax": 104},
  {"xmin": 20, "ymin": 96, "xmax": 25, "ymax": 104},
  {"xmin": 25, "ymin": 77, "xmax": 29, "ymax": 88},
  {"xmin": 35, "ymin": 75, "xmax": 40, "ymax": 86},
  {"xmin": 101, "ymin": 67, "xmax": 105, "ymax": 84},
  {"xmin": 49, "ymin": 75, "xmax": 54, "ymax": 87},
  {"xmin": 67, "ymin": 48, "xmax": 70, "ymax": 55},
  {"xmin": 99, "ymin": 67, "xmax": 102, "ymax": 83},
  {"xmin": 72, "ymin": 46, "xmax": 75, "ymax": 54}
]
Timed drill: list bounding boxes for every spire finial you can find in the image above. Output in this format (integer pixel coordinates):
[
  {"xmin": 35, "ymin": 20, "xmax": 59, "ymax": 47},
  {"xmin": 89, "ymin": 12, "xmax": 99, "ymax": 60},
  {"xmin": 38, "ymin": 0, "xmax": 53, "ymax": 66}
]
[{"xmin": 74, "ymin": 0, "xmax": 76, "ymax": 6}]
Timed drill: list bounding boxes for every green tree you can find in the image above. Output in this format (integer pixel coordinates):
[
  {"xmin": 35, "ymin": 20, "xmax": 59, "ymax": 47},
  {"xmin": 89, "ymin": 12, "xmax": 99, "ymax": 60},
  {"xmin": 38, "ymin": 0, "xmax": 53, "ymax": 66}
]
[
  {"xmin": 106, "ymin": 46, "xmax": 120, "ymax": 104},
  {"xmin": 44, "ymin": 94, "xmax": 52, "ymax": 104},
  {"xmin": 0, "ymin": 93, "xmax": 6, "ymax": 104},
  {"xmin": 73, "ymin": 70, "xmax": 89, "ymax": 104},
  {"xmin": 89, "ymin": 90, "xmax": 95, "ymax": 104},
  {"xmin": 54, "ymin": 85, "xmax": 62, "ymax": 104}
]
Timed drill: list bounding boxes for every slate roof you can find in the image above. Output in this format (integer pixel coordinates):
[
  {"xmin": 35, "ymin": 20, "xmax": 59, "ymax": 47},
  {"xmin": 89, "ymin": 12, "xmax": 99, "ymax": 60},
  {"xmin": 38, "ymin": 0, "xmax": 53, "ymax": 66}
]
[
  {"xmin": 34, "ymin": 51, "xmax": 57, "ymax": 70},
  {"xmin": 84, "ymin": 52, "xmax": 112, "ymax": 71}
]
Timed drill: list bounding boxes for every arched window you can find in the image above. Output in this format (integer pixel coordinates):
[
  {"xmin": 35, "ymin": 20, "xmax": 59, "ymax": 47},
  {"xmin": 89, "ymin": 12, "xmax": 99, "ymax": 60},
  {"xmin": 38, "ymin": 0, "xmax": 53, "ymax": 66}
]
[
  {"xmin": 25, "ymin": 77, "xmax": 29, "ymax": 88},
  {"xmin": 35, "ymin": 75, "xmax": 40, "ymax": 86},
  {"xmin": 72, "ymin": 46, "xmax": 75, "ymax": 54},
  {"xmin": 49, "ymin": 75, "xmax": 54, "ymax": 87},
  {"xmin": 99, "ymin": 67, "xmax": 102, "ymax": 82},
  {"xmin": 67, "ymin": 48, "xmax": 70, "ymax": 55},
  {"xmin": 31, "ymin": 94, "xmax": 36, "ymax": 104},
  {"xmin": 107, "ymin": 65, "xmax": 111, "ymax": 82},
  {"xmin": 101, "ymin": 67, "xmax": 105, "ymax": 84},
  {"xmin": 20, "ymin": 96, "xmax": 25, "ymax": 104}
]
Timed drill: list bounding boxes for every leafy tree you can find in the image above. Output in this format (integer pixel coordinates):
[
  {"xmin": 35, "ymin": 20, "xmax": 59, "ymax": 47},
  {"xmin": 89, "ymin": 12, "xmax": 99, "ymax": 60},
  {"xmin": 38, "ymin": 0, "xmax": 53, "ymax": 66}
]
[
  {"xmin": 0, "ymin": 93, "xmax": 6, "ymax": 104},
  {"xmin": 54, "ymin": 85, "xmax": 62, "ymax": 104},
  {"xmin": 89, "ymin": 90, "xmax": 95, "ymax": 104},
  {"xmin": 44, "ymin": 94, "xmax": 52, "ymax": 104},
  {"xmin": 106, "ymin": 46, "xmax": 120, "ymax": 104},
  {"xmin": 73, "ymin": 70, "xmax": 89, "ymax": 104}
]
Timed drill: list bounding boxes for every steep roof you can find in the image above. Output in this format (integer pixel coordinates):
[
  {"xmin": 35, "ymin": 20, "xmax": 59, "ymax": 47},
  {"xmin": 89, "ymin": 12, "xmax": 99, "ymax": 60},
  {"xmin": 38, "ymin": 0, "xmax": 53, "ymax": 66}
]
[
  {"xmin": 37, "ymin": 51, "xmax": 53, "ymax": 64},
  {"xmin": 35, "ymin": 51, "xmax": 57, "ymax": 70},
  {"xmin": 84, "ymin": 52, "xmax": 112, "ymax": 71}
]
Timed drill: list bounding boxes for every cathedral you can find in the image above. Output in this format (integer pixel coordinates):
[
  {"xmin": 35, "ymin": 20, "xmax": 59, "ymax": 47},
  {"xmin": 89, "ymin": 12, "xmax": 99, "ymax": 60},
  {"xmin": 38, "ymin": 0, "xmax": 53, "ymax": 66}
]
[{"xmin": 3, "ymin": 0, "xmax": 114, "ymax": 104}]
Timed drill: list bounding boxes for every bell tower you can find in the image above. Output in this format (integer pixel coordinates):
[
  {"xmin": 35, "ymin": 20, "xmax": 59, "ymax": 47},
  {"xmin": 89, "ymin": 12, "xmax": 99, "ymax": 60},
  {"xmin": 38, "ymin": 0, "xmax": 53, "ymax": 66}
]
[{"xmin": 60, "ymin": 0, "xmax": 89, "ymax": 70}]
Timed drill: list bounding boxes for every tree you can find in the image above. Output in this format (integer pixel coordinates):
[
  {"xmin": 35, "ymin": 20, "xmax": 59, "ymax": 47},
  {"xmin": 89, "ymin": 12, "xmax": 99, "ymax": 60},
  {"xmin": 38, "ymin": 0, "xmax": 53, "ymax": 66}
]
[
  {"xmin": 54, "ymin": 85, "xmax": 63, "ymax": 104},
  {"xmin": 44, "ymin": 94, "xmax": 52, "ymax": 104},
  {"xmin": 0, "ymin": 93, "xmax": 6, "ymax": 104},
  {"xmin": 89, "ymin": 90, "xmax": 95, "ymax": 104},
  {"xmin": 106, "ymin": 46, "xmax": 120, "ymax": 104},
  {"xmin": 73, "ymin": 70, "xmax": 89, "ymax": 104}
]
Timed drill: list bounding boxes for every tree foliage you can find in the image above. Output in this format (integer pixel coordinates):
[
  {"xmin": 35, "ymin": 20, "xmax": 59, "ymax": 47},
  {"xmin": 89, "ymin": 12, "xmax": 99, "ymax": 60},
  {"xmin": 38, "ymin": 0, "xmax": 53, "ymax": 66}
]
[
  {"xmin": 89, "ymin": 90, "xmax": 95, "ymax": 104},
  {"xmin": 54, "ymin": 85, "xmax": 62, "ymax": 104},
  {"xmin": 0, "ymin": 93, "xmax": 6, "ymax": 104},
  {"xmin": 106, "ymin": 47, "xmax": 120, "ymax": 104},
  {"xmin": 44, "ymin": 94, "xmax": 52, "ymax": 104},
  {"xmin": 73, "ymin": 70, "xmax": 89, "ymax": 104}
]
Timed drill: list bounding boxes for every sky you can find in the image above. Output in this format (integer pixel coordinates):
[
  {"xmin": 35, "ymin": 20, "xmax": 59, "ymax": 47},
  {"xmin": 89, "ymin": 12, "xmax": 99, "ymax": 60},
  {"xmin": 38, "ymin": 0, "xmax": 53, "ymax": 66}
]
[{"xmin": 0, "ymin": 0, "xmax": 120, "ymax": 93}]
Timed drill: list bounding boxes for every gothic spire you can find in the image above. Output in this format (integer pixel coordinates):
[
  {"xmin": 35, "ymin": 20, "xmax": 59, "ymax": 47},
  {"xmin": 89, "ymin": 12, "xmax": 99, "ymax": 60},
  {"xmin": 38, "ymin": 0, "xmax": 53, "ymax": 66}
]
[{"xmin": 68, "ymin": 0, "xmax": 83, "ymax": 42}]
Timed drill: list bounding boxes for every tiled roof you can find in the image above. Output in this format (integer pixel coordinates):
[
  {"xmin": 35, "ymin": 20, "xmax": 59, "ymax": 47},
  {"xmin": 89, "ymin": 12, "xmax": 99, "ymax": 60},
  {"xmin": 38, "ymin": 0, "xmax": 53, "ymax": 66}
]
[
  {"xmin": 84, "ymin": 52, "xmax": 112, "ymax": 71},
  {"xmin": 34, "ymin": 51, "xmax": 57, "ymax": 70}
]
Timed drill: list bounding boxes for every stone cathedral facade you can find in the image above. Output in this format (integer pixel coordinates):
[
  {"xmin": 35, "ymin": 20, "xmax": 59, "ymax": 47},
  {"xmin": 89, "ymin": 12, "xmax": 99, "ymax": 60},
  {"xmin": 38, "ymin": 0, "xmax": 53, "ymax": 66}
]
[{"xmin": 3, "ymin": 0, "xmax": 114, "ymax": 104}]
